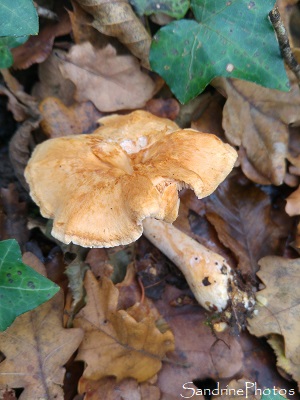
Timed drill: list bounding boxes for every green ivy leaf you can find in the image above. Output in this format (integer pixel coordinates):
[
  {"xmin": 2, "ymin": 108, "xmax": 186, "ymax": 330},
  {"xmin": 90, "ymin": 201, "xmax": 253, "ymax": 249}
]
[
  {"xmin": 130, "ymin": 0, "xmax": 190, "ymax": 19},
  {"xmin": 0, "ymin": 239, "xmax": 60, "ymax": 331},
  {"xmin": 150, "ymin": 0, "xmax": 289, "ymax": 103},
  {"xmin": 0, "ymin": 0, "xmax": 38, "ymax": 37},
  {"xmin": 0, "ymin": 36, "xmax": 28, "ymax": 68}
]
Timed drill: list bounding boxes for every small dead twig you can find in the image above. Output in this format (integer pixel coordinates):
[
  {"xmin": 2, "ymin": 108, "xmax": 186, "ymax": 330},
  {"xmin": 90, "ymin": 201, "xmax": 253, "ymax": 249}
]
[{"xmin": 269, "ymin": 7, "xmax": 300, "ymax": 84}]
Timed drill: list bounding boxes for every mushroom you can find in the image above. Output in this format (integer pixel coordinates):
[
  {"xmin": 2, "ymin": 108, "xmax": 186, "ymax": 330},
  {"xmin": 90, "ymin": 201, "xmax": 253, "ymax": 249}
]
[
  {"xmin": 25, "ymin": 110, "xmax": 239, "ymax": 310},
  {"xmin": 143, "ymin": 218, "xmax": 252, "ymax": 312}
]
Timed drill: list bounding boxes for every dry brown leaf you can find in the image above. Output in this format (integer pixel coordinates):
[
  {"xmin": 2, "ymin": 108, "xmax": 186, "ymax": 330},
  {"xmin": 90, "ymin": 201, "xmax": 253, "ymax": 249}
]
[
  {"xmin": 39, "ymin": 97, "xmax": 102, "ymax": 137},
  {"xmin": 32, "ymin": 50, "xmax": 76, "ymax": 106},
  {"xmin": 205, "ymin": 173, "xmax": 289, "ymax": 279},
  {"xmin": 79, "ymin": 377, "xmax": 160, "ymax": 400},
  {"xmin": 74, "ymin": 271, "xmax": 174, "ymax": 386},
  {"xmin": 75, "ymin": 0, "xmax": 151, "ymax": 67},
  {"xmin": 247, "ymin": 256, "xmax": 300, "ymax": 385},
  {"xmin": 0, "ymin": 290, "xmax": 83, "ymax": 399},
  {"xmin": 11, "ymin": 8, "xmax": 71, "ymax": 69},
  {"xmin": 155, "ymin": 285, "xmax": 243, "ymax": 399},
  {"xmin": 68, "ymin": 1, "xmax": 111, "ymax": 48},
  {"xmin": 59, "ymin": 42, "xmax": 155, "ymax": 112},
  {"xmin": 212, "ymin": 75, "xmax": 300, "ymax": 185}
]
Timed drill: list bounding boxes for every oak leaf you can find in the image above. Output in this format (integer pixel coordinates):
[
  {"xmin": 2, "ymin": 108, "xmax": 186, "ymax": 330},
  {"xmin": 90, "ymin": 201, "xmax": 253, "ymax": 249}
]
[
  {"xmin": 74, "ymin": 271, "xmax": 174, "ymax": 386},
  {"xmin": 268, "ymin": 335, "xmax": 300, "ymax": 390},
  {"xmin": 59, "ymin": 42, "xmax": 155, "ymax": 112},
  {"xmin": 247, "ymin": 256, "xmax": 300, "ymax": 386},
  {"xmin": 212, "ymin": 76, "xmax": 300, "ymax": 185},
  {"xmin": 0, "ymin": 290, "xmax": 83, "ymax": 399}
]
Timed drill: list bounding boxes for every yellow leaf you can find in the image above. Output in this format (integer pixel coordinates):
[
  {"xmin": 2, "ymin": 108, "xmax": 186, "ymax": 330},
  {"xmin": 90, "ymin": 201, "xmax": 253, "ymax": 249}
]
[{"xmin": 74, "ymin": 271, "xmax": 174, "ymax": 386}]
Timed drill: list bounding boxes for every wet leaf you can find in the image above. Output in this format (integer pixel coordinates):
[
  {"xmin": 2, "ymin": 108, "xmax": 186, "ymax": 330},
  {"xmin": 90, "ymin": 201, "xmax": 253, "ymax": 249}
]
[
  {"xmin": 150, "ymin": 0, "xmax": 288, "ymax": 103},
  {"xmin": 74, "ymin": 271, "xmax": 175, "ymax": 385},
  {"xmin": 0, "ymin": 239, "xmax": 59, "ymax": 331}
]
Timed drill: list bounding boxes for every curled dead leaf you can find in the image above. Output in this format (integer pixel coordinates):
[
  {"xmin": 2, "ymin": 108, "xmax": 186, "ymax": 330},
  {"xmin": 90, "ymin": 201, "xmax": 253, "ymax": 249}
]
[{"xmin": 75, "ymin": 0, "xmax": 151, "ymax": 67}]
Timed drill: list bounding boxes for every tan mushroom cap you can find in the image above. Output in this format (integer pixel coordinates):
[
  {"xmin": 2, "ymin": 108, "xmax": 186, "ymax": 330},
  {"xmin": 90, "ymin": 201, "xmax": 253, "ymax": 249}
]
[
  {"xmin": 25, "ymin": 111, "xmax": 237, "ymax": 247},
  {"xmin": 94, "ymin": 110, "xmax": 179, "ymax": 153}
]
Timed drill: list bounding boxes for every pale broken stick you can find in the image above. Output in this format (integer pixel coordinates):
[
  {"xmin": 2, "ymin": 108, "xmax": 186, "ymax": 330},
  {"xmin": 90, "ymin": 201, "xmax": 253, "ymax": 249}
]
[{"xmin": 143, "ymin": 218, "xmax": 252, "ymax": 313}]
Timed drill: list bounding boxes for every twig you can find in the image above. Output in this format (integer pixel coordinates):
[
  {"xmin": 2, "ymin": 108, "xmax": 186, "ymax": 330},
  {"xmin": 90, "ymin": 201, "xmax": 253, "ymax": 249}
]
[{"xmin": 269, "ymin": 7, "xmax": 300, "ymax": 84}]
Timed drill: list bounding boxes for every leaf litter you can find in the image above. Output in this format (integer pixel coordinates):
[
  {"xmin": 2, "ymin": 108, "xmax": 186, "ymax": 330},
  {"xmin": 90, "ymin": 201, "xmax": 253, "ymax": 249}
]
[{"xmin": 0, "ymin": 0, "xmax": 300, "ymax": 399}]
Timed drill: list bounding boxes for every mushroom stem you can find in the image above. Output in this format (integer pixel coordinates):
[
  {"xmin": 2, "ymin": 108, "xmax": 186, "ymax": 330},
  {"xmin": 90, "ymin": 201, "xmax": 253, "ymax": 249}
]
[{"xmin": 143, "ymin": 218, "xmax": 234, "ymax": 312}]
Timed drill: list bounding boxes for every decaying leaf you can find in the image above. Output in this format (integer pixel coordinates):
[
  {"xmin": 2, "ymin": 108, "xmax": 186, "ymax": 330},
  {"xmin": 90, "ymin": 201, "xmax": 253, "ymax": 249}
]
[
  {"xmin": 39, "ymin": 97, "xmax": 101, "ymax": 137},
  {"xmin": 205, "ymin": 174, "xmax": 288, "ymax": 279},
  {"xmin": 0, "ymin": 289, "xmax": 83, "ymax": 399},
  {"xmin": 247, "ymin": 256, "xmax": 300, "ymax": 385},
  {"xmin": 155, "ymin": 285, "xmax": 243, "ymax": 399},
  {"xmin": 79, "ymin": 377, "xmax": 160, "ymax": 400},
  {"xmin": 59, "ymin": 42, "xmax": 155, "ymax": 112},
  {"xmin": 212, "ymin": 75, "xmax": 300, "ymax": 185},
  {"xmin": 74, "ymin": 271, "xmax": 174, "ymax": 386},
  {"xmin": 75, "ymin": 0, "xmax": 151, "ymax": 67}
]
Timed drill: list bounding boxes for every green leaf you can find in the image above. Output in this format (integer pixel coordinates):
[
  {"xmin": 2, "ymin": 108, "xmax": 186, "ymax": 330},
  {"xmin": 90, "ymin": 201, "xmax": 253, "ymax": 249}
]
[
  {"xmin": 130, "ymin": 0, "xmax": 190, "ymax": 19},
  {"xmin": 0, "ymin": 239, "xmax": 60, "ymax": 331},
  {"xmin": 0, "ymin": 0, "xmax": 38, "ymax": 37},
  {"xmin": 0, "ymin": 36, "xmax": 28, "ymax": 68},
  {"xmin": 150, "ymin": 0, "xmax": 289, "ymax": 103}
]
